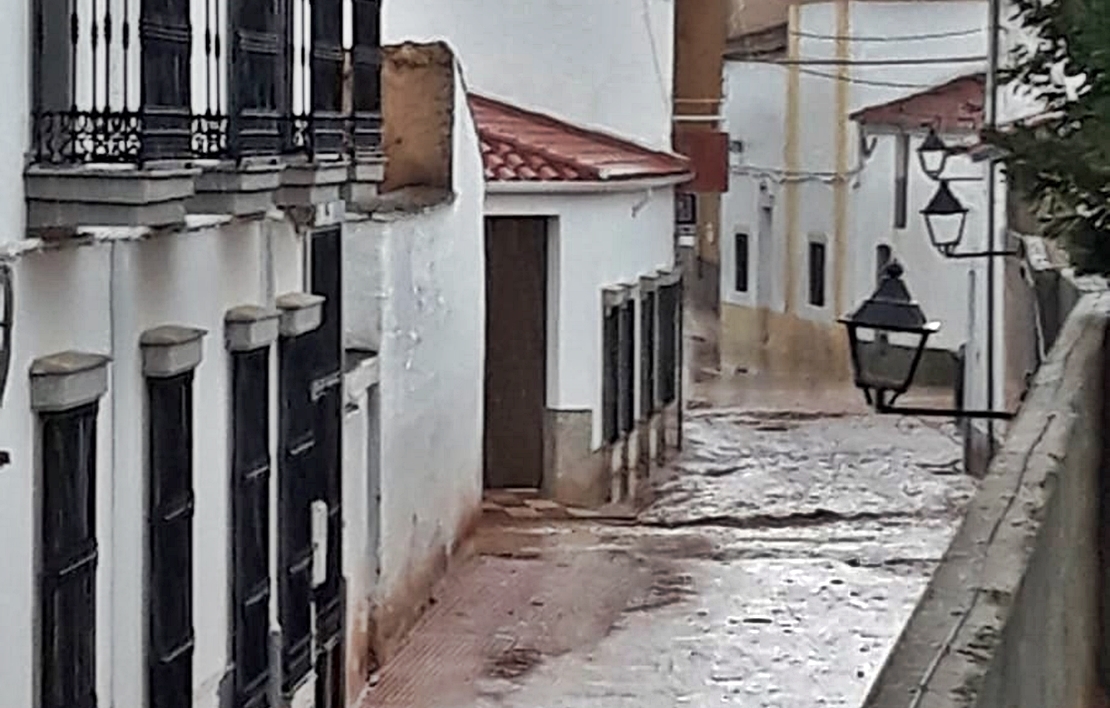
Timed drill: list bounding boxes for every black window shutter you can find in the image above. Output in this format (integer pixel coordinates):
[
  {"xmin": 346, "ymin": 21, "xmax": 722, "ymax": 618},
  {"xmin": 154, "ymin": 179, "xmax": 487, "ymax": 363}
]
[
  {"xmin": 140, "ymin": 0, "xmax": 193, "ymax": 159},
  {"xmin": 602, "ymin": 304, "xmax": 620, "ymax": 444},
  {"xmin": 350, "ymin": 0, "xmax": 382, "ymax": 153},
  {"xmin": 231, "ymin": 347, "xmax": 273, "ymax": 708},
  {"xmin": 310, "ymin": 0, "xmax": 345, "ymax": 153},
  {"xmin": 617, "ymin": 300, "xmax": 635, "ymax": 435},
  {"xmin": 147, "ymin": 372, "xmax": 196, "ymax": 708},
  {"xmin": 278, "ymin": 332, "xmax": 316, "ymax": 694},
  {"xmin": 808, "ymin": 242, "xmax": 826, "ymax": 308},
  {"xmin": 309, "ymin": 227, "xmax": 344, "ymax": 651},
  {"xmin": 40, "ymin": 402, "xmax": 99, "ymax": 708},
  {"xmin": 657, "ymin": 283, "xmax": 678, "ymax": 406},
  {"xmin": 734, "ymin": 233, "xmax": 749, "ymax": 293},
  {"xmin": 229, "ymin": 0, "xmax": 288, "ymax": 155},
  {"xmin": 639, "ymin": 290, "xmax": 656, "ymax": 419}
]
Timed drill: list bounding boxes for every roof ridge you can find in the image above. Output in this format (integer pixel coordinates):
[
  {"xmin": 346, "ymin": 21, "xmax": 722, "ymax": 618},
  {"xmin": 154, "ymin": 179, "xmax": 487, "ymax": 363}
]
[
  {"xmin": 850, "ymin": 72, "xmax": 985, "ymax": 123},
  {"xmin": 469, "ymin": 93, "xmax": 681, "ymax": 160}
]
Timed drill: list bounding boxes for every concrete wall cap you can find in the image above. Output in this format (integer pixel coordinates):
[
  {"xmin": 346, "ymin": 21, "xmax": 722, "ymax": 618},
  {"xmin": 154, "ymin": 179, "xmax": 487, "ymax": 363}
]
[
  {"xmin": 30, "ymin": 351, "xmax": 111, "ymax": 412},
  {"xmin": 225, "ymin": 306, "xmax": 281, "ymax": 351},
  {"xmin": 603, "ymin": 284, "xmax": 633, "ymax": 309},
  {"xmin": 140, "ymin": 325, "xmax": 207, "ymax": 377},
  {"xmin": 276, "ymin": 292, "xmax": 325, "ymax": 337}
]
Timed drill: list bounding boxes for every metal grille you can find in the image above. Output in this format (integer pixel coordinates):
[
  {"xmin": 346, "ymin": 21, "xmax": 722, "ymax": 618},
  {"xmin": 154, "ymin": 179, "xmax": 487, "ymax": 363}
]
[
  {"xmin": 231, "ymin": 347, "xmax": 273, "ymax": 708},
  {"xmin": 39, "ymin": 402, "xmax": 99, "ymax": 708},
  {"xmin": 30, "ymin": 0, "xmax": 382, "ymax": 164},
  {"xmin": 147, "ymin": 372, "xmax": 196, "ymax": 708}
]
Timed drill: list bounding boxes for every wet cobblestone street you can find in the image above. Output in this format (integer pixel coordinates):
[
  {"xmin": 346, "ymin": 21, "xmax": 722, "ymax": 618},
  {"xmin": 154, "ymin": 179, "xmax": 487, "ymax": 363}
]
[{"xmin": 361, "ymin": 402, "xmax": 973, "ymax": 708}]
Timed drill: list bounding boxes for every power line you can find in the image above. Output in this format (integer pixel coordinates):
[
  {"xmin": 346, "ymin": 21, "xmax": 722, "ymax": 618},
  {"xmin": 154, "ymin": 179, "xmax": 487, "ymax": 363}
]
[
  {"xmin": 791, "ymin": 27, "xmax": 982, "ymax": 42},
  {"xmin": 798, "ymin": 67, "xmax": 935, "ymax": 89},
  {"xmin": 762, "ymin": 55, "xmax": 987, "ymax": 66}
]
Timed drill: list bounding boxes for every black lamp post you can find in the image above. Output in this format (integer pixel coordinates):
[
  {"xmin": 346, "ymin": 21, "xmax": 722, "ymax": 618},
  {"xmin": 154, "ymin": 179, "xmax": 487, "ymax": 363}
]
[
  {"xmin": 840, "ymin": 261, "xmax": 1014, "ymax": 420},
  {"xmin": 917, "ymin": 127, "xmax": 950, "ymax": 181}
]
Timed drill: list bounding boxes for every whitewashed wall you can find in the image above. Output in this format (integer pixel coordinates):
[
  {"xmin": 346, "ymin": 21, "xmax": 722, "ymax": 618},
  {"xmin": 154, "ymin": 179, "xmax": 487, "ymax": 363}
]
[
  {"xmin": 485, "ymin": 188, "xmax": 675, "ymax": 449},
  {"xmin": 343, "ymin": 65, "xmax": 485, "ymax": 608},
  {"xmin": 382, "ymin": 0, "xmax": 675, "ymax": 150},
  {"xmin": 0, "ymin": 216, "xmax": 304, "ymax": 708}
]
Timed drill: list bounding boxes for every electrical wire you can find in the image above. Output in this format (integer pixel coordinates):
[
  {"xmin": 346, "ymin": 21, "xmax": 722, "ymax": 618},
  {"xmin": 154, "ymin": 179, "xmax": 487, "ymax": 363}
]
[
  {"xmin": 797, "ymin": 67, "xmax": 936, "ymax": 89},
  {"xmin": 791, "ymin": 27, "xmax": 983, "ymax": 42},
  {"xmin": 762, "ymin": 56, "xmax": 988, "ymax": 67}
]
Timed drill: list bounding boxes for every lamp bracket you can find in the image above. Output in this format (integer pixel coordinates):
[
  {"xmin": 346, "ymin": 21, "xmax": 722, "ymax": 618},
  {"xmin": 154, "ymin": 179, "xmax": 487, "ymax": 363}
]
[
  {"xmin": 874, "ymin": 400, "xmax": 1015, "ymax": 421},
  {"xmin": 942, "ymin": 248, "xmax": 1021, "ymax": 260}
]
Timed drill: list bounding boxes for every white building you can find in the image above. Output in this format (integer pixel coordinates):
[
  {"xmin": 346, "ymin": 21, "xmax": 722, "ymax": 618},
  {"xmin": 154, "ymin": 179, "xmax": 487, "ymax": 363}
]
[
  {"xmin": 718, "ymin": 0, "xmax": 1000, "ymax": 408},
  {"xmin": 382, "ymin": 0, "xmax": 690, "ymax": 505},
  {"xmin": 473, "ymin": 94, "xmax": 689, "ymax": 506},
  {"xmin": 0, "ymin": 1, "xmax": 486, "ymax": 707}
]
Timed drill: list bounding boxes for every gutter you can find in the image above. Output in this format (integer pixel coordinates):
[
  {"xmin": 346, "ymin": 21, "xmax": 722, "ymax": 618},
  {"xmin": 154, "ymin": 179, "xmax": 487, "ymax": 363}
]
[{"xmin": 484, "ymin": 172, "xmax": 695, "ymax": 195}]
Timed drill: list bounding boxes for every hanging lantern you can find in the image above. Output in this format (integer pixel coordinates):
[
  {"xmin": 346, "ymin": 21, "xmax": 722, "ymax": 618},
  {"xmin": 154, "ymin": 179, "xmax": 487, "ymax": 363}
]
[
  {"xmin": 921, "ymin": 180, "xmax": 969, "ymax": 256},
  {"xmin": 839, "ymin": 261, "xmax": 940, "ymax": 406}
]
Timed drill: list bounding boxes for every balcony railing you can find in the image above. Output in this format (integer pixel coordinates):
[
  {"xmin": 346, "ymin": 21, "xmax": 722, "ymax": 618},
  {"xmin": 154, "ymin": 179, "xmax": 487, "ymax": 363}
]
[{"xmin": 31, "ymin": 0, "xmax": 382, "ymax": 166}]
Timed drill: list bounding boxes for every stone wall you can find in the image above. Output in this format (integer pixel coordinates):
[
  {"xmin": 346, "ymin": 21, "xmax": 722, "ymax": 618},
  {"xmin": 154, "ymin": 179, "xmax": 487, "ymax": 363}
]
[{"xmin": 862, "ymin": 287, "xmax": 1110, "ymax": 708}]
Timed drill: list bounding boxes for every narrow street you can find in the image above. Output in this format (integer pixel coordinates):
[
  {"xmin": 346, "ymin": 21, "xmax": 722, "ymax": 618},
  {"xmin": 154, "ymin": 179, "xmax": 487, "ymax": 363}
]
[{"xmin": 361, "ymin": 390, "xmax": 974, "ymax": 707}]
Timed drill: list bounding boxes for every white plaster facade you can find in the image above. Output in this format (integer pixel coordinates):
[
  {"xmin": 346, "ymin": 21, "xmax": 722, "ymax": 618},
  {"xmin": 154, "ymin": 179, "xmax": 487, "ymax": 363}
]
[
  {"xmin": 382, "ymin": 0, "xmax": 675, "ymax": 150},
  {"xmin": 485, "ymin": 187, "xmax": 677, "ymax": 449},
  {"xmin": 341, "ymin": 57, "xmax": 485, "ymax": 682},
  {"xmin": 720, "ymin": 0, "xmax": 1006, "ymax": 413},
  {"xmin": 0, "ymin": 215, "xmax": 307, "ymax": 708}
]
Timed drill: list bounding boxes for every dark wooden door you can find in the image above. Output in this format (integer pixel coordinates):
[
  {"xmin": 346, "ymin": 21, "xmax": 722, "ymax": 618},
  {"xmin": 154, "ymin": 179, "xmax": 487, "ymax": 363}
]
[{"xmin": 484, "ymin": 217, "xmax": 547, "ymax": 489}]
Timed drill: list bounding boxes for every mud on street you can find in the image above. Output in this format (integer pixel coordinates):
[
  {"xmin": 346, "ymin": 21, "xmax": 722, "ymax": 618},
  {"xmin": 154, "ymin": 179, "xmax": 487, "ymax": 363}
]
[{"xmin": 361, "ymin": 407, "xmax": 974, "ymax": 708}]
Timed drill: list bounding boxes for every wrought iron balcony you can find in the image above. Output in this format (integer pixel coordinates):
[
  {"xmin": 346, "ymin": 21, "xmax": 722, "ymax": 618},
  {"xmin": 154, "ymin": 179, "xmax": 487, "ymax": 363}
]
[{"xmin": 30, "ymin": 0, "xmax": 382, "ymax": 167}]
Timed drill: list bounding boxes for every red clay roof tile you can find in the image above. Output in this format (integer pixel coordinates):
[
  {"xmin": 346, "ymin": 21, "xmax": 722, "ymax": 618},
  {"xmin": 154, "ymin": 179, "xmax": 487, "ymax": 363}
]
[
  {"xmin": 851, "ymin": 73, "xmax": 985, "ymax": 134},
  {"xmin": 469, "ymin": 94, "xmax": 690, "ymax": 182}
]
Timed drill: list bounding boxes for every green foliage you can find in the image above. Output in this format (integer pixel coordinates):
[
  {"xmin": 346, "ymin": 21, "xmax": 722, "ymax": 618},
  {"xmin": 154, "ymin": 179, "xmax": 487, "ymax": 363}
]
[{"xmin": 988, "ymin": 0, "xmax": 1110, "ymax": 272}]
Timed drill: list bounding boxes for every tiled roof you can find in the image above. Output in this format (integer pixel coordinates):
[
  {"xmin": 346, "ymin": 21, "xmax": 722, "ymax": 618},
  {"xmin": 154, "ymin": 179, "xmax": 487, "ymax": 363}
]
[
  {"xmin": 851, "ymin": 73, "xmax": 986, "ymax": 133},
  {"xmin": 468, "ymin": 94, "xmax": 690, "ymax": 183}
]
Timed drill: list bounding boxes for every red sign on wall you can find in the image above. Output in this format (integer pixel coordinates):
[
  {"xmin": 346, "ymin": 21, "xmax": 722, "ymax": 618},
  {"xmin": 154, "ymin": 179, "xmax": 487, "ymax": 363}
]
[{"xmin": 673, "ymin": 130, "xmax": 728, "ymax": 194}]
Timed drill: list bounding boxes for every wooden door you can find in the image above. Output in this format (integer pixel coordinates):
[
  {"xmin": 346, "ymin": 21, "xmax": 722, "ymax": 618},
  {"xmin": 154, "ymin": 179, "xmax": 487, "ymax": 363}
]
[{"xmin": 484, "ymin": 217, "xmax": 548, "ymax": 489}]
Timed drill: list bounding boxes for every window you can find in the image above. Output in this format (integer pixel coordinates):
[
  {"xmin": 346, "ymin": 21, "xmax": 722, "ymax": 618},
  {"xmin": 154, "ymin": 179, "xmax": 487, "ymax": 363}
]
[
  {"xmin": 617, "ymin": 300, "xmax": 635, "ymax": 436},
  {"xmin": 278, "ymin": 331, "xmax": 317, "ymax": 694},
  {"xmin": 876, "ymin": 244, "xmax": 893, "ymax": 285},
  {"xmin": 894, "ymin": 133, "xmax": 910, "ymax": 229},
  {"xmin": 231, "ymin": 347, "xmax": 273, "ymax": 708},
  {"xmin": 147, "ymin": 372, "xmax": 196, "ymax": 708},
  {"xmin": 734, "ymin": 233, "xmax": 750, "ymax": 293},
  {"xmin": 808, "ymin": 241, "xmax": 827, "ymax": 308},
  {"xmin": 639, "ymin": 289, "xmax": 656, "ymax": 419},
  {"xmin": 601, "ymin": 303, "xmax": 620, "ymax": 444},
  {"xmin": 309, "ymin": 227, "xmax": 345, "ymax": 656},
  {"xmin": 350, "ymin": 0, "xmax": 384, "ymax": 153},
  {"xmin": 40, "ymin": 402, "xmax": 99, "ymax": 708},
  {"xmin": 657, "ymin": 281, "xmax": 679, "ymax": 406}
]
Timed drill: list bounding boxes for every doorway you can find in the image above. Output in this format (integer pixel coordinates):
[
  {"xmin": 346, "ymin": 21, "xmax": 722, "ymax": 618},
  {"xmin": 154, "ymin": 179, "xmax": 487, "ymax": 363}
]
[{"xmin": 483, "ymin": 216, "xmax": 548, "ymax": 489}]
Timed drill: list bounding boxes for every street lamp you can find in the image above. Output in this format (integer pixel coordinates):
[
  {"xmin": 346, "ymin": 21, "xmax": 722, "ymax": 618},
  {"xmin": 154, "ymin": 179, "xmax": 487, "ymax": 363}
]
[
  {"xmin": 839, "ymin": 261, "xmax": 1014, "ymax": 420},
  {"xmin": 917, "ymin": 127, "xmax": 950, "ymax": 181},
  {"xmin": 921, "ymin": 180, "xmax": 969, "ymax": 256}
]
